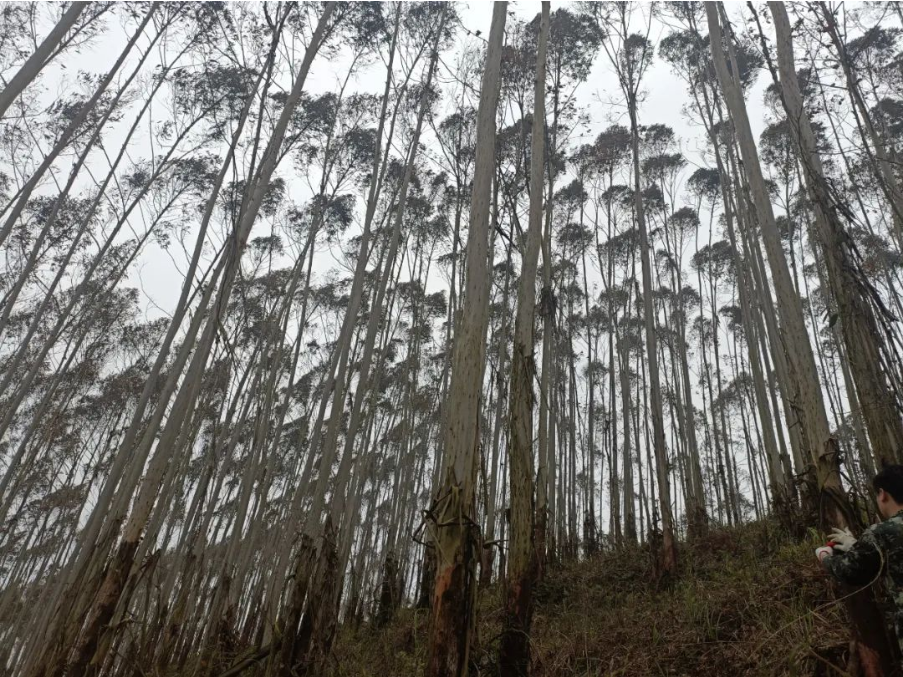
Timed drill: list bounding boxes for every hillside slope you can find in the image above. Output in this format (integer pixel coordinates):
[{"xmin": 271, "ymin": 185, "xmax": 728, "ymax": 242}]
[{"xmin": 330, "ymin": 522, "xmax": 854, "ymax": 676}]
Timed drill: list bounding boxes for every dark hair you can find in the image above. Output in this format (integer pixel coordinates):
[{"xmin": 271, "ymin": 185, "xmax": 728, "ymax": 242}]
[{"xmin": 874, "ymin": 465, "xmax": 903, "ymax": 504}]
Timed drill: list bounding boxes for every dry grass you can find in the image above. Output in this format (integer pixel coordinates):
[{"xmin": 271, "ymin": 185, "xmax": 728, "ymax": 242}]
[{"xmin": 329, "ymin": 521, "xmax": 853, "ymax": 676}]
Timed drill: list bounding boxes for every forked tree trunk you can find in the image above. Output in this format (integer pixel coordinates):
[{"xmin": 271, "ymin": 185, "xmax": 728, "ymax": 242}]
[{"xmin": 425, "ymin": 5, "xmax": 506, "ymax": 675}]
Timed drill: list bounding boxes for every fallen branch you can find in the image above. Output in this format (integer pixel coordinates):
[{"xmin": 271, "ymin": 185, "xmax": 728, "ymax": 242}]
[
  {"xmin": 217, "ymin": 644, "xmax": 272, "ymax": 677},
  {"xmin": 806, "ymin": 646, "xmax": 851, "ymax": 677}
]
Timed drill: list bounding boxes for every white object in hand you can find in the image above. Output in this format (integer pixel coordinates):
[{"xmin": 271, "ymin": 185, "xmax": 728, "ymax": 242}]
[
  {"xmin": 828, "ymin": 527, "xmax": 857, "ymax": 552},
  {"xmin": 815, "ymin": 546, "xmax": 834, "ymax": 563}
]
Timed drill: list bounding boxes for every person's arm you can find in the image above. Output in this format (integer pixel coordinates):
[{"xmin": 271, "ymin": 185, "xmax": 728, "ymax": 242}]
[{"xmin": 821, "ymin": 532, "xmax": 883, "ymax": 587}]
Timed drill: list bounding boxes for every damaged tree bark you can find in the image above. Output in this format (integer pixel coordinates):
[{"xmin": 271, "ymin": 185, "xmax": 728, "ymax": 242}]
[
  {"xmin": 425, "ymin": 4, "xmax": 507, "ymax": 676},
  {"xmin": 500, "ymin": 3, "xmax": 548, "ymax": 675}
]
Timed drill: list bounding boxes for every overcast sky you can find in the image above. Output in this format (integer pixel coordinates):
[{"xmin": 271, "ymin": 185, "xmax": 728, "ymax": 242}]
[
  {"xmin": 19, "ymin": 2, "xmax": 864, "ymax": 323},
  {"xmin": 6, "ymin": 0, "xmax": 896, "ymax": 530}
]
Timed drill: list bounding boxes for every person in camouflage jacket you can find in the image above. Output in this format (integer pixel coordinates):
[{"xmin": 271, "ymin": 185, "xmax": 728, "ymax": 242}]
[{"xmin": 816, "ymin": 465, "xmax": 903, "ymax": 654}]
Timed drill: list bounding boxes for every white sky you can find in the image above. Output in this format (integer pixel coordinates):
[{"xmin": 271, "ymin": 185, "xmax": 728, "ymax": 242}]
[
  {"xmin": 1, "ymin": 0, "xmax": 893, "ymax": 526},
  {"xmin": 6, "ymin": 2, "xmax": 777, "ymax": 322}
]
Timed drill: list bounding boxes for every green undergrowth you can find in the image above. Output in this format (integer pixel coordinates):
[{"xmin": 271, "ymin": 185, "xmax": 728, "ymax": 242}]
[{"xmin": 329, "ymin": 521, "xmax": 854, "ymax": 676}]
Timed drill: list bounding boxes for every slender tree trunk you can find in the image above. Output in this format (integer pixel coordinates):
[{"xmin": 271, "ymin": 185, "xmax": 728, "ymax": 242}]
[
  {"xmin": 425, "ymin": 5, "xmax": 506, "ymax": 675},
  {"xmin": 708, "ymin": 3, "xmax": 840, "ymax": 521},
  {"xmin": 815, "ymin": 2, "xmax": 903, "ymax": 243},
  {"xmin": 0, "ymin": 4, "xmax": 158, "ymax": 252},
  {"xmin": 500, "ymin": 5, "xmax": 547, "ymax": 674},
  {"xmin": 617, "ymin": 324, "xmax": 637, "ymax": 544},
  {"xmin": 481, "ymin": 239, "xmax": 511, "ymax": 588},
  {"xmin": 628, "ymin": 98, "xmax": 677, "ymax": 576},
  {"xmin": 768, "ymin": 2, "xmax": 903, "ymax": 469},
  {"xmin": 0, "ymin": 2, "xmax": 87, "ymax": 120},
  {"xmin": 710, "ymin": 4, "xmax": 896, "ymax": 673},
  {"xmin": 54, "ymin": 7, "xmax": 336, "ymax": 674}
]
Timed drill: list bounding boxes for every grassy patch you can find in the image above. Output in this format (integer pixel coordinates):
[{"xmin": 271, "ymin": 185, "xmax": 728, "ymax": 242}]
[{"xmin": 330, "ymin": 521, "xmax": 852, "ymax": 676}]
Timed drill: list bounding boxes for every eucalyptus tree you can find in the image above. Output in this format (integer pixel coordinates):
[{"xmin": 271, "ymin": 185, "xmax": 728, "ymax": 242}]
[
  {"xmin": 6, "ymin": 6, "xmax": 274, "ymax": 672},
  {"xmin": 708, "ymin": 4, "xmax": 897, "ymax": 671},
  {"xmin": 553, "ymin": 183, "xmax": 596, "ymax": 557},
  {"xmin": 707, "ymin": 1, "xmax": 844, "ymax": 522},
  {"xmin": 7, "ymin": 4, "xmax": 903, "ymax": 675},
  {"xmin": 599, "ymin": 226, "xmax": 640, "ymax": 544},
  {"xmin": 26, "ymin": 6, "xmax": 339, "ymax": 675},
  {"xmin": 0, "ymin": 2, "xmax": 88, "ymax": 120},
  {"xmin": 662, "ymin": 7, "xmax": 799, "ymax": 517},
  {"xmin": 0, "ymin": 5, "xmax": 242, "ymax": 527},
  {"xmin": 566, "ymin": 150, "xmax": 606, "ymax": 553},
  {"xmin": 813, "ymin": 4, "xmax": 903, "ymax": 243},
  {"xmin": 290, "ymin": 8, "xmax": 450, "ymax": 673},
  {"xmin": 501, "ymin": 4, "xmax": 547, "ymax": 674},
  {"xmin": 498, "ymin": 6, "xmax": 600, "ymax": 568},
  {"xmin": 536, "ymin": 7, "xmax": 600, "ymax": 567},
  {"xmin": 583, "ymin": 123, "xmax": 631, "ymax": 544},
  {"xmin": 0, "ymin": 3, "xmax": 172, "ymax": 428},
  {"xmin": 478, "ymin": 250, "xmax": 514, "ymax": 589},
  {"xmin": 425, "ymin": 4, "xmax": 505, "ymax": 674},
  {"xmin": 691, "ymin": 239, "xmax": 741, "ymax": 525},
  {"xmin": 257, "ymin": 7, "xmax": 462, "ymax": 672},
  {"xmin": 556, "ymin": 171, "xmax": 601, "ymax": 552},
  {"xmin": 641, "ymin": 125, "xmax": 708, "ymax": 535},
  {"xmin": 763, "ymin": 2, "xmax": 903, "ymax": 470},
  {"xmin": 192, "ymin": 61, "xmax": 381, "ymax": 671},
  {"xmin": 660, "ymin": 6, "xmax": 797, "ymax": 517},
  {"xmin": 594, "ymin": 2, "xmax": 677, "ymax": 576},
  {"xmin": 757, "ymin": 61, "xmax": 864, "ymax": 461}
]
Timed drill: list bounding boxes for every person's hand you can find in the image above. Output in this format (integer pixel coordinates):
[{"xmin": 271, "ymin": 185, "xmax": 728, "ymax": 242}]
[
  {"xmin": 815, "ymin": 546, "xmax": 834, "ymax": 563},
  {"xmin": 828, "ymin": 527, "xmax": 856, "ymax": 552}
]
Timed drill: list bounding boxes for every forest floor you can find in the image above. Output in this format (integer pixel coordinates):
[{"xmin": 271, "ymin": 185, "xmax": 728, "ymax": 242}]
[{"xmin": 328, "ymin": 521, "xmax": 856, "ymax": 676}]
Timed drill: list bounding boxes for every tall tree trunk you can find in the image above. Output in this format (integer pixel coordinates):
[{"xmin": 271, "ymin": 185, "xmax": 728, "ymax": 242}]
[
  {"xmin": 53, "ymin": 7, "xmax": 336, "ymax": 674},
  {"xmin": 721, "ymin": 176, "xmax": 788, "ymax": 515},
  {"xmin": 500, "ymin": 5, "xmax": 547, "ymax": 674},
  {"xmin": 298, "ymin": 12, "xmax": 446, "ymax": 671},
  {"xmin": 481, "ymin": 238, "xmax": 511, "ymax": 588},
  {"xmin": 768, "ymin": 2, "xmax": 903, "ymax": 469},
  {"xmin": 617, "ymin": 322, "xmax": 637, "ymax": 544},
  {"xmin": 0, "ymin": 2, "xmax": 86, "ymax": 119},
  {"xmin": 21, "ymin": 13, "xmax": 279, "ymax": 675},
  {"xmin": 710, "ymin": 3, "xmax": 896, "ymax": 673},
  {"xmin": 425, "ymin": 5, "xmax": 506, "ymax": 675},
  {"xmin": 0, "ymin": 4, "xmax": 157, "ymax": 253},
  {"xmin": 628, "ymin": 97, "xmax": 678, "ymax": 576},
  {"xmin": 707, "ymin": 3, "xmax": 840, "ymax": 522},
  {"xmin": 816, "ymin": 2, "xmax": 903, "ymax": 244}
]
